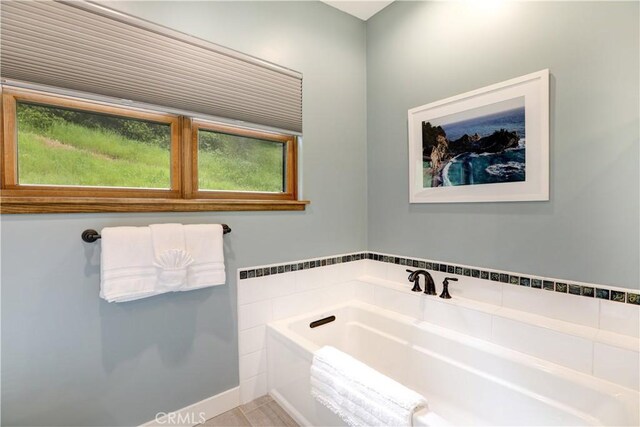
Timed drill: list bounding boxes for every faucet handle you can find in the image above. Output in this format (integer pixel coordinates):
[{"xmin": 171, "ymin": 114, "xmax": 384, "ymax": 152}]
[
  {"xmin": 443, "ymin": 277, "xmax": 458, "ymax": 286},
  {"xmin": 440, "ymin": 277, "xmax": 457, "ymax": 299},
  {"xmin": 406, "ymin": 269, "xmax": 416, "ymax": 280}
]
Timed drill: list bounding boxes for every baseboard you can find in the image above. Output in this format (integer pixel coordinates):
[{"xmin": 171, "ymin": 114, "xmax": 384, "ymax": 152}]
[{"xmin": 140, "ymin": 386, "xmax": 240, "ymax": 427}]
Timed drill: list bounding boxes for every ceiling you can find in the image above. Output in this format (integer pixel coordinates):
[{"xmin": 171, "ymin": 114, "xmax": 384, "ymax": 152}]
[{"xmin": 321, "ymin": 1, "xmax": 395, "ymax": 21}]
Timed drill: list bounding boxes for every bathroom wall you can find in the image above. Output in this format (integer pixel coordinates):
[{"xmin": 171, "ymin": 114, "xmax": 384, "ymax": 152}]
[
  {"xmin": 0, "ymin": 2, "xmax": 367, "ymax": 425},
  {"xmin": 366, "ymin": 1, "xmax": 640, "ymax": 289}
]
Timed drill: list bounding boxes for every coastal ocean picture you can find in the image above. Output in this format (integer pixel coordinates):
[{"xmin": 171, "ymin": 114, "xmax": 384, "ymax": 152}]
[
  {"xmin": 422, "ymin": 97, "xmax": 525, "ymax": 188},
  {"xmin": 408, "ymin": 69, "xmax": 549, "ymax": 203}
]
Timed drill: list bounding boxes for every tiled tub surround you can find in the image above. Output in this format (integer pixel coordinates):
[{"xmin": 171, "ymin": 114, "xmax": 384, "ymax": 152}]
[
  {"xmin": 237, "ymin": 253, "xmax": 640, "ymax": 405},
  {"xmin": 240, "ymin": 252, "xmax": 640, "ymax": 307}
]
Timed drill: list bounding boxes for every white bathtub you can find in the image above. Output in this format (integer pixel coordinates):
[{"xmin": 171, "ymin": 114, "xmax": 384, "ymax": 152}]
[{"xmin": 267, "ymin": 301, "xmax": 639, "ymax": 426}]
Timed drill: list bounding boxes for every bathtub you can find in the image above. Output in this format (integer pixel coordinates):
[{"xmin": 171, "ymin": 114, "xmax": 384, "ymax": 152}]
[{"xmin": 267, "ymin": 301, "xmax": 639, "ymax": 426}]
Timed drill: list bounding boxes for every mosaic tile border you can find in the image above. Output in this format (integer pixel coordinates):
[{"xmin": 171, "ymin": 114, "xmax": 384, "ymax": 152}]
[
  {"xmin": 239, "ymin": 253, "xmax": 367, "ymax": 280},
  {"xmin": 239, "ymin": 252, "xmax": 640, "ymax": 306}
]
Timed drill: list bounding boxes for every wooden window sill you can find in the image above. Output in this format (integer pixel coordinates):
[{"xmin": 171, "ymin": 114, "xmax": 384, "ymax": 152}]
[{"xmin": 0, "ymin": 197, "xmax": 309, "ymax": 214}]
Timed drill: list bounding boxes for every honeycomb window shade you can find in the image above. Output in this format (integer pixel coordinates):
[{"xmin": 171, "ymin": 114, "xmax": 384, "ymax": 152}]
[{"xmin": 0, "ymin": 0, "xmax": 303, "ymax": 133}]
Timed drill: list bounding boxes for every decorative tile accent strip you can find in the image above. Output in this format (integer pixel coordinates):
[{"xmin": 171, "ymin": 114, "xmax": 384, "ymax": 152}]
[
  {"xmin": 581, "ymin": 287, "xmax": 594, "ymax": 298},
  {"xmin": 611, "ymin": 291, "xmax": 625, "ymax": 303},
  {"xmin": 238, "ymin": 251, "xmax": 639, "ymax": 308},
  {"xmin": 568, "ymin": 284, "xmax": 581, "ymax": 295}
]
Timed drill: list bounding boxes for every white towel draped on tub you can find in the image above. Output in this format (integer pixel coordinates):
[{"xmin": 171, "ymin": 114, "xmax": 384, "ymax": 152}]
[
  {"xmin": 100, "ymin": 223, "xmax": 225, "ymax": 302},
  {"xmin": 311, "ymin": 346, "xmax": 427, "ymax": 427}
]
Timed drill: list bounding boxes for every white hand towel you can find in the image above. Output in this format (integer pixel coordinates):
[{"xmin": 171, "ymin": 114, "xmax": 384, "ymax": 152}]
[
  {"xmin": 311, "ymin": 346, "xmax": 427, "ymax": 427},
  {"xmin": 183, "ymin": 224, "xmax": 226, "ymax": 290},
  {"xmin": 149, "ymin": 223, "xmax": 193, "ymax": 291},
  {"xmin": 100, "ymin": 226, "xmax": 159, "ymax": 303}
]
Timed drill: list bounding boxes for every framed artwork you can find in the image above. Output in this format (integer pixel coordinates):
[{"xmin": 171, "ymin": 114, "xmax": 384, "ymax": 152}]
[{"xmin": 408, "ymin": 69, "xmax": 549, "ymax": 203}]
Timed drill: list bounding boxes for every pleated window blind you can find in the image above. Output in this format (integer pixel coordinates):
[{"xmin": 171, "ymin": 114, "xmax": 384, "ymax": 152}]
[{"xmin": 0, "ymin": 0, "xmax": 303, "ymax": 133}]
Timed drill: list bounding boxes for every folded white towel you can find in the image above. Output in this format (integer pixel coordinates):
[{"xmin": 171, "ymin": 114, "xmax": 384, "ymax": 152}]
[
  {"xmin": 183, "ymin": 224, "xmax": 226, "ymax": 289},
  {"xmin": 100, "ymin": 226, "xmax": 159, "ymax": 303},
  {"xmin": 149, "ymin": 223, "xmax": 193, "ymax": 291},
  {"xmin": 99, "ymin": 223, "xmax": 225, "ymax": 303},
  {"xmin": 311, "ymin": 346, "xmax": 427, "ymax": 427}
]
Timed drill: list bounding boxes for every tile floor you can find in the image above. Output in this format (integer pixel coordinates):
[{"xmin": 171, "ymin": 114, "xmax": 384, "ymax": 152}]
[{"xmin": 200, "ymin": 395, "xmax": 298, "ymax": 427}]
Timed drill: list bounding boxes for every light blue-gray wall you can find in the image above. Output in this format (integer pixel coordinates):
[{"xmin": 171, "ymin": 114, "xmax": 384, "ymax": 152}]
[
  {"xmin": 3, "ymin": 1, "xmax": 639, "ymax": 426},
  {"xmin": 366, "ymin": 1, "xmax": 639, "ymax": 290},
  {"xmin": 0, "ymin": 2, "xmax": 366, "ymax": 425}
]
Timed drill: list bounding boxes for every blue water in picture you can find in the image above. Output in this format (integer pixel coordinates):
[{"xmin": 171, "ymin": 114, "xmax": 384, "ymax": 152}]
[
  {"xmin": 440, "ymin": 106, "xmax": 525, "ymax": 186},
  {"xmin": 442, "ymin": 148, "xmax": 525, "ymax": 186}
]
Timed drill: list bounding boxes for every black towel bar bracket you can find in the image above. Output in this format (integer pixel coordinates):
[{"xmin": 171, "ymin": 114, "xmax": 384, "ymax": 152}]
[{"xmin": 81, "ymin": 224, "xmax": 231, "ymax": 243}]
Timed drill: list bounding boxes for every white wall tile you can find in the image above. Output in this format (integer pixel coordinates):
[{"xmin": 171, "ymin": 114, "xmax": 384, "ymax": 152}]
[
  {"xmin": 237, "ymin": 277, "xmax": 271, "ymax": 305},
  {"xmin": 386, "ymin": 263, "xmax": 412, "ymax": 284},
  {"xmin": 491, "ymin": 317, "xmax": 594, "ymax": 373},
  {"xmin": 335, "ymin": 260, "xmax": 365, "ymax": 283},
  {"xmin": 238, "ymin": 300, "xmax": 272, "ymax": 331},
  {"xmin": 593, "ymin": 342, "xmax": 640, "ymax": 391},
  {"xmin": 271, "ymin": 292, "xmax": 306, "ymax": 321},
  {"xmin": 502, "ymin": 284, "xmax": 599, "ymax": 328},
  {"xmin": 600, "ymin": 300, "xmax": 640, "ymax": 338},
  {"xmin": 422, "ymin": 298, "xmax": 494, "ymax": 341},
  {"xmin": 239, "ymin": 325, "xmax": 266, "ymax": 356},
  {"xmin": 324, "ymin": 282, "xmax": 356, "ymax": 306},
  {"xmin": 239, "ymin": 349, "xmax": 267, "ymax": 381},
  {"xmin": 363, "ymin": 259, "xmax": 387, "ymax": 279},
  {"xmin": 265, "ymin": 273, "xmax": 296, "ymax": 299},
  {"xmin": 325, "ymin": 264, "xmax": 349, "ymax": 286},
  {"xmin": 295, "ymin": 267, "xmax": 325, "ymax": 293},
  {"xmin": 272, "ymin": 288, "xmax": 327, "ymax": 321},
  {"xmin": 373, "ymin": 284, "xmax": 422, "ymax": 319},
  {"xmin": 240, "ymin": 373, "xmax": 267, "ymax": 404}
]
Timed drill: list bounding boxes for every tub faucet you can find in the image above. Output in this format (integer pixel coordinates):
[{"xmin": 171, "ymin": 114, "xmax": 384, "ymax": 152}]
[{"xmin": 406, "ymin": 269, "xmax": 437, "ymax": 295}]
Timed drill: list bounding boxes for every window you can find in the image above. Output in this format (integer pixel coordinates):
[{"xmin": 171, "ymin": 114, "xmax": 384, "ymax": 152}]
[
  {"xmin": 1, "ymin": 88, "xmax": 306, "ymax": 213},
  {"xmin": 192, "ymin": 122, "xmax": 297, "ymax": 200}
]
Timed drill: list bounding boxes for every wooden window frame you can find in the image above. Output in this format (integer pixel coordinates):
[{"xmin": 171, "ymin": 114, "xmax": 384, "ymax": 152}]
[{"xmin": 0, "ymin": 88, "xmax": 308, "ymax": 213}]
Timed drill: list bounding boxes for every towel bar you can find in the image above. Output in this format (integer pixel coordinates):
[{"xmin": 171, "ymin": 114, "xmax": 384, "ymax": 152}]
[{"xmin": 81, "ymin": 224, "xmax": 231, "ymax": 243}]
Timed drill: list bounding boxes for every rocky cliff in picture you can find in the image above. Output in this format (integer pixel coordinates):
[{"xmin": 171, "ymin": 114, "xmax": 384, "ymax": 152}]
[{"xmin": 422, "ymin": 97, "xmax": 526, "ymax": 188}]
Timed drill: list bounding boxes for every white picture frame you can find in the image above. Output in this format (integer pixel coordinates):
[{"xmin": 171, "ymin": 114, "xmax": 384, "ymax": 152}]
[{"xmin": 408, "ymin": 69, "xmax": 549, "ymax": 203}]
